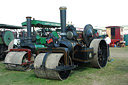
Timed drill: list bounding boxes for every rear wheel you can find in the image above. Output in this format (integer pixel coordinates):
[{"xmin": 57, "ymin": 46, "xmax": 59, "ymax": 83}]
[
  {"xmin": 58, "ymin": 56, "xmax": 71, "ymax": 80},
  {"xmin": 90, "ymin": 39, "xmax": 108, "ymax": 68},
  {"xmin": 98, "ymin": 43, "xmax": 107, "ymax": 67},
  {"xmin": 21, "ymin": 54, "xmax": 34, "ymax": 71}
]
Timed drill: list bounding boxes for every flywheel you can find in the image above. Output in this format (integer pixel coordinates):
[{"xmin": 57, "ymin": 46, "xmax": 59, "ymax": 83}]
[
  {"xmin": 83, "ymin": 24, "xmax": 94, "ymax": 47},
  {"xmin": 2, "ymin": 31, "xmax": 14, "ymax": 46}
]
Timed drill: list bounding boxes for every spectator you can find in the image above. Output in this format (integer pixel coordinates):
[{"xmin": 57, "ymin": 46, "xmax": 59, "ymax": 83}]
[{"xmin": 104, "ymin": 34, "xmax": 111, "ymax": 61}]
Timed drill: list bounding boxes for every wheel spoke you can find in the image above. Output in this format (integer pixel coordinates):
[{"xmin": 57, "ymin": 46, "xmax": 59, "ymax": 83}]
[
  {"xmin": 90, "ymin": 39, "xmax": 108, "ymax": 68},
  {"xmin": 98, "ymin": 43, "xmax": 107, "ymax": 67},
  {"xmin": 98, "ymin": 46, "xmax": 103, "ymax": 64}
]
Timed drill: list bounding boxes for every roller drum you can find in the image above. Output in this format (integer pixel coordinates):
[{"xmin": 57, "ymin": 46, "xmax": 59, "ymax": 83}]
[
  {"xmin": 4, "ymin": 51, "xmax": 34, "ymax": 71},
  {"xmin": 34, "ymin": 53, "xmax": 71, "ymax": 80},
  {"xmin": 89, "ymin": 39, "xmax": 108, "ymax": 68}
]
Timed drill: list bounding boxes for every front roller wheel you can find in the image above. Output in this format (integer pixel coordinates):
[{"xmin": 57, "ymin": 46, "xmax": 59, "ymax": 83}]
[
  {"xmin": 5, "ymin": 52, "xmax": 34, "ymax": 71},
  {"xmin": 34, "ymin": 53, "xmax": 71, "ymax": 80},
  {"xmin": 89, "ymin": 39, "xmax": 108, "ymax": 68}
]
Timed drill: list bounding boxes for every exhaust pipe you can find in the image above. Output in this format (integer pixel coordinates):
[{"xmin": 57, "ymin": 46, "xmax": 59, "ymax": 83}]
[
  {"xmin": 26, "ymin": 16, "xmax": 32, "ymax": 43},
  {"xmin": 59, "ymin": 6, "xmax": 67, "ymax": 40}
]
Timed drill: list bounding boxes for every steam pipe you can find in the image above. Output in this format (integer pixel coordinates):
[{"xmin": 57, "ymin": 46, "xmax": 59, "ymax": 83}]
[
  {"xmin": 59, "ymin": 6, "xmax": 67, "ymax": 40},
  {"xmin": 33, "ymin": 18, "xmax": 35, "ymax": 36},
  {"xmin": 26, "ymin": 16, "xmax": 32, "ymax": 43}
]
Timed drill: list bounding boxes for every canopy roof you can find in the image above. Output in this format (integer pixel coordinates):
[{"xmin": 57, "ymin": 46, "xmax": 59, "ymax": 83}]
[
  {"xmin": 0, "ymin": 24, "xmax": 23, "ymax": 29},
  {"xmin": 22, "ymin": 20, "xmax": 61, "ymax": 28}
]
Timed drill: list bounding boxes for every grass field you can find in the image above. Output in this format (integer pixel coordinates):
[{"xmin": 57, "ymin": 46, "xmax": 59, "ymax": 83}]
[{"xmin": 0, "ymin": 47, "xmax": 128, "ymax": 85}]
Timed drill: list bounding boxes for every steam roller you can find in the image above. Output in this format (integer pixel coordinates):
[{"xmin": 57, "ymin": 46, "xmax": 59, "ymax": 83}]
[
  {"xmin": 0, "ymin": 30, "xmax": 14, "ymax": 58},
  {"xmin": 4, "ymin": 17, "xmax": 35, "ymax": 71},
  {"xmin": 34, "ymin": 6, "xmax": 108, "ymax": 80},
  {"xmin": 0, "ymin": 24, "xmax": 23, "ymax": 59},
  {"xmin": 4, "ymin": 16, "xmax": 61, "ymax": 71}
]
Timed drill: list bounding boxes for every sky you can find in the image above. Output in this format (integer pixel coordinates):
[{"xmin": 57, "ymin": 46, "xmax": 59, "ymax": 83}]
[{"xmin": 0, "ymin": 0, "xmax": 128, "ymax": 28}]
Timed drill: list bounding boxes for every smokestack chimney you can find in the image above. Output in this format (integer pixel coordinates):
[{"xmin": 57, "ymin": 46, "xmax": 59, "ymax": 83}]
[
  {"xmin": 26, "ymin": 16, "xmax": 32, "ymax": 43},
  {"xmin": 59, "ymin": 6, "xmax": 67, "ymax": 40}
]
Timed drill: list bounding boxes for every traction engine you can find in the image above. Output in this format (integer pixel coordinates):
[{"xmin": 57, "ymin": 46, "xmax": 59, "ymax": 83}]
[{"xmin": 34, "ymin": 6, "xmax": 108, "ymax": 80}]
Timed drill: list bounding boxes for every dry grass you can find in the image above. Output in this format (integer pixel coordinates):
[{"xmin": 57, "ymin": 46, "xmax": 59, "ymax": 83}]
[{"xmin": 0, "ymin": 47, "xmax": 128, "ymax": 85}]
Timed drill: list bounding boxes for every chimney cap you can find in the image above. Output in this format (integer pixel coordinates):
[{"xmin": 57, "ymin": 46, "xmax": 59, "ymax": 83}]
[
  {"xmin": 26, "ymin": 16, "xmax": 32, "ymax": 18},
  {"xmin": 59, "ymin": 6, "xmax": 67, "ymax": 10}
]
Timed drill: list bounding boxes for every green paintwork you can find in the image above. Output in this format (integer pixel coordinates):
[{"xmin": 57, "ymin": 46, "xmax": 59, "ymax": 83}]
[
  {"xmin": 22, "ymin": 20, "xmax": 61, "ymax": 28},
  {"xmin": 36, "ymin": 35, "xmax": 41, "ymax": 44},
  {"xmin": 36, "ymin": 35, "xmax": 46, "ymax": 45},
  {"xmin": 35, "ymin": 44, "xmax": 45, "ymax": 51},
  {"xmin": 35, "ymin": 35, "xmax": 46, "ymax": 51},
  {"xmin": 52, "ymin": 31, "xmax": 59, "ymax": 39},
  {"xmin": 40, "ymin": 38, "xmax": 46, "ymax": 44},
  {"xmin": 35, "ymin": 31, "xmax": 59, "ymax": 45},
  {"xmin": 2, "ymin": 31, "xmax": 14, "ymax": 46},
  {"xmin": 22, "ymin": 20, "xmax": 60, "ymax": 50}
]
